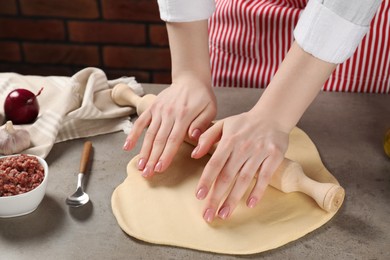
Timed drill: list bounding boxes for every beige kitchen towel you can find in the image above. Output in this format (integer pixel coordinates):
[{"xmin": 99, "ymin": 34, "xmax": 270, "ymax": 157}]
[{"xmin": 0, "ymin": 67, "xmax": 143, "ymax": 158}]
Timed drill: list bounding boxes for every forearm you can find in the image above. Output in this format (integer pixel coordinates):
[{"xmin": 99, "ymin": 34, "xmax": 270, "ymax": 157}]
[
  {"xmin": 253, "ymin": 42, "xmax": 337, "ymax": 132},
  {"xmin": 166, "ymin": 20, "xmax": 212, "ymax": 85}
]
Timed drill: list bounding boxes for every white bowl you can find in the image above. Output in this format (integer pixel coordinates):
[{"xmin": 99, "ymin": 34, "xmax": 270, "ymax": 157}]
[{"xmin": 0, "ymin": 154, "xmax": 49, "ymax": 218}]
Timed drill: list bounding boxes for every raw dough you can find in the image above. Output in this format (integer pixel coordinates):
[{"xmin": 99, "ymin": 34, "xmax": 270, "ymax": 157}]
[{"xmin": 111, "ymin": 127, "xmax": 343, "ymax": 255}]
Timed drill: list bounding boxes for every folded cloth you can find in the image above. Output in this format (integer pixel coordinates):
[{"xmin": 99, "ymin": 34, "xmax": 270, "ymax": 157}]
[{"xmin": 0, "ymin": 67, "xmax": 143, "ymax": 158}]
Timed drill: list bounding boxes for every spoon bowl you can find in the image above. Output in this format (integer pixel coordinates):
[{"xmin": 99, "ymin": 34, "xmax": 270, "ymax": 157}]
[
  {"xmin": 66, "ymin": 174, "xmax": 90, "ymax": 207},
  {"xmin": 66, "ymin": 141, "xmax": 92, "ymax": 207}
]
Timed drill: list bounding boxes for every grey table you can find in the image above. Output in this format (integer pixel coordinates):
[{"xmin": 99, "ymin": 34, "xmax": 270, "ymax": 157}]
[{"xmin": 1, "ymin": 84, "xmax": 389, "ymax": 260}]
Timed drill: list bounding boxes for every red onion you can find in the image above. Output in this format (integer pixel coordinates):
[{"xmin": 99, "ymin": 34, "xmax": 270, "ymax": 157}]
[{"xmin": 4, "ymin": 88, "xmax": 43, "ymax": 124}]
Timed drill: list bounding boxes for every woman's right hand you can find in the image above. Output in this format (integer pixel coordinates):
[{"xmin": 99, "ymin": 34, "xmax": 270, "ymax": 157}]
[{"xmin": 123, "ymin": 74, "xmax": 217, "ymax": 178}]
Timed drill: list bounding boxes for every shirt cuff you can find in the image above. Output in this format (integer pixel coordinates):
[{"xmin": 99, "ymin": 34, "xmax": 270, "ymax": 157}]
[
  {"xmin": 157, "ymin": 0, "xmax": 215, "ymax": 22},
  {"xmin": 294, "ymin": 0, "xmax": 370, "ymax": 64}
]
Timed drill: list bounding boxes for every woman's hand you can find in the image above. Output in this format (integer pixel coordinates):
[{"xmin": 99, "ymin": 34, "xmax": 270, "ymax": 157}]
[
  {"xmin": 123, "ymin": 75, "xmax": 217, "ymax": 177},
  {"xmin": 122, "ymin": 20, "xmax": 216, "ymax": 177},
  {"xmin": 191, "ymin": 42, "xmax": 337, "ymax": 222},
  {"xmin": 191, "ymin": 110, "xmax": 289, "ymax": 222}
]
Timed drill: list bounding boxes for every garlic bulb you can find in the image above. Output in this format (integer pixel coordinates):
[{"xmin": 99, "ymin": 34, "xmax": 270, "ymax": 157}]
[{"xmin": 0, "ymin": 121, "xmax": 31, "ymax": 155}]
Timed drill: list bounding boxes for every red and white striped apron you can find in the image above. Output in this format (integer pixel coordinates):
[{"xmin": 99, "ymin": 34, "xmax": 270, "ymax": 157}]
[{"xmin": 209, "ymin": 0, "xmax": 390, "ymax": 93}]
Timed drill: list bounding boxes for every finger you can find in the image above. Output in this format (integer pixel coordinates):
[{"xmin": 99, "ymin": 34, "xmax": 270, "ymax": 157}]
[
  {"xmin": 142, "ymin": 117, "xmax": 175, "ymax": 177},
  {"xmin": 154, "ymin": 122, "xmax": 187, "ymax": 173},
  {"xmin": 137, "ymin": 113, "xmax": 162, "ymax": 171},
  {"xmin": 191, "ymin": 120, "xmax": 223, "ymax": 159},
  {"xmin": 203, "ymin": 151, "xmax": 248, "ymax": 222},
  {"xmin": 195, "ymin": 137, "xmax": 232, "ymax": 203},
  {"xmin": 123, "ymin": 109, "xmax": 152, "ymax": 151},
  {"xmin": 246, "ymin": 154, "xmax": 284, "ymax": 208},
  {"xmin": 217, "ymin": 155, "xmax": 263, "ymax": 220},
  {"xmin": 188, "ymin": 104, "xmax": 215, "ymax": 141}
]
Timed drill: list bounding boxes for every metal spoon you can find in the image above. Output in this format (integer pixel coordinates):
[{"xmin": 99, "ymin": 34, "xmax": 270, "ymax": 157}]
[{"xmin": 66, "ymin": 141, "xmax": 93, "ymax": 207}]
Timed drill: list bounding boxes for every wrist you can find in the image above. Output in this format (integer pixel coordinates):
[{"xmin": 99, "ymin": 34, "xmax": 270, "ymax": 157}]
[
  {"xmin": 249, "ymin": 105, "xmax": 294, "ymax": 134},
  {"xmin": 172, "ymin": 69, "xmax": 212, "ymax": 88}
]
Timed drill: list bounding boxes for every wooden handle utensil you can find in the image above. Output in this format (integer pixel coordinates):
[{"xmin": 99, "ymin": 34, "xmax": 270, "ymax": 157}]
[
  {"xmin": 111, "ymin": 83, "xmax": 345, "ymax": 212},
  {"xmin": 80, "ymin": 141, "xmax": 92, "ymax": 174}
]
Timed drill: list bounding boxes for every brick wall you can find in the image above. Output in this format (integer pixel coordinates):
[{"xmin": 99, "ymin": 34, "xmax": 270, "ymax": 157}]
[{"xmin": 0, "ymin": 0, "xmax": 172, "ymax": 84}]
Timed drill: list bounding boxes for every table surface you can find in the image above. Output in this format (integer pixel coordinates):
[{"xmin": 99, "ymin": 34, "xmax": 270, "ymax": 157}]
[{"xmin": 0, "ymin": 84, "xmax": 389, "ymax": 260}]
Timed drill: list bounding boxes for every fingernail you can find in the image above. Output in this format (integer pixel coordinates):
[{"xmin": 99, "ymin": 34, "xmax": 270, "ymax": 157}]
[
  {"xmin": 218, "ymin": 206, "xmax": 230, "ymax": 220},
  {"xmin": 196, "ymin": 186, "xmax": 208, "ymax": 200},
  {"xmin": 191, "ymin": 128, "xmax": 201, "ymax": 139},
  {"xmin": 247, "ymin": 197, "xmax": 257, "ymax": 208},
  {"xmin": 154, "ymin": 161, "xmax": 162, "ymax": 172},
  {"xmin": 203, "ymin": 208, "xmax": 214, "ymax": 223},
  {"xmin": 123, "ymin": 139, "xmax": 132, "ymax": 150},
  {"xmin": 191, "ymin": 145, "xmax": 200, "ymax": 158},
  {"xmin": 138, "ymin": 158, "xmax": 146, "ymax": 170},
  {"xmin": 142, "ymin": 166, "xmax": 152, "ymax": 177}
]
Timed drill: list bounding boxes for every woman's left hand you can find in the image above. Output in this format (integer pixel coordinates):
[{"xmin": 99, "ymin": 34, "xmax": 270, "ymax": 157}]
[{"xmin": 191, "ymin": 110, "xmax": 290, "ymax": 222}]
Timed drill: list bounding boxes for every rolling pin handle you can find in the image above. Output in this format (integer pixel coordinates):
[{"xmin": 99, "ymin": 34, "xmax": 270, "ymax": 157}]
[
  {"xmin": 111, "ymin": 83, "xmax": 157, "ymax": 116},
  {"xmin": 136, "ymin": 94, "xmax": 157, "ymax": 115},
  {"xmin": 111, "ymin": 83, "xmax": 141, "ymax": 108},
  {"xmin": 270, "ymin": 159, "xmax": 345, "ymax": 212},
  {"xmin": 323, "ymin": 185, "xmax": 345, "ymax": 213}
]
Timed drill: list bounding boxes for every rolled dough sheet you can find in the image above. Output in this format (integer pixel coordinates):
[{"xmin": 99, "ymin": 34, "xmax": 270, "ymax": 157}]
[{"xmin": 111, "ymin": 127, "xmax": 343, "ymax": 255}]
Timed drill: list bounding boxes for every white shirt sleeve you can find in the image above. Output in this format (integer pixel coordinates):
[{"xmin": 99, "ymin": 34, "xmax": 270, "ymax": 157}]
[
  {"xmin": 294, "ymin": 0, "xmax": 382, "ymax": 64},
  {"xmin": 157, "ymin": 0, "xmax": 215, "ymax": 22}
]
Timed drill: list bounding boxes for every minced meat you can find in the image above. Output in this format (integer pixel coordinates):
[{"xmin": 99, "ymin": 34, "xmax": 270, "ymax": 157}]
[{"xmin": 0, "ymin": 154, "xmax": 45, "ymax": 197}]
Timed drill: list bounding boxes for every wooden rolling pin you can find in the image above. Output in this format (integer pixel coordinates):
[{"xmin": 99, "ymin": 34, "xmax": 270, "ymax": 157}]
[{"xmin": 112, "ymin": 83, "xmax": 345, "ymax": 213}]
